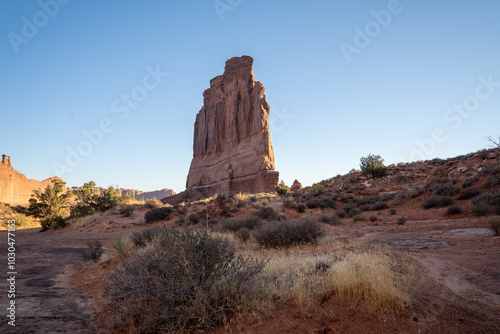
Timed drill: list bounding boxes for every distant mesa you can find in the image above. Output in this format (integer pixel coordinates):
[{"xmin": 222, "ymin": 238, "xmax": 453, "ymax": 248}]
[
  {"xmin": 0, "ymin": 154, "xmax": 64, "ymax": 205},
  {"xmin": 120, "ymin": 188, "xmax": 175, "ymax": 201},
  {"xmin": 184, "ymin": 55, "xmax": 279, "ymax": 196},
  {"xmin": 69, "ymin": 187, "xmax": 175, "ymax": 201}
]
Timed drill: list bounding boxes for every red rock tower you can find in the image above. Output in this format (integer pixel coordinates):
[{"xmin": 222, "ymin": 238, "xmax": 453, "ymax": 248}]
[{"xmin": 185, "ymin": 56, "xmax": 279, "ymax": 194}]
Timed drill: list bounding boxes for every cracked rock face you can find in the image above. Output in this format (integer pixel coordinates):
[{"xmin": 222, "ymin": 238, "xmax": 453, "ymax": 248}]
[{"xmin": 186, "ymin": 56, "xmax": 279, "ymax": 194}]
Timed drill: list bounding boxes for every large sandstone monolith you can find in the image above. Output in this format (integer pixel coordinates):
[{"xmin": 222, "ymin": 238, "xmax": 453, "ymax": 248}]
[
  {"xmin": 0, "ymin": 154, "xmax": 64, "ymax": 205},
  {"xmin": 185, "ymin": 56, "xmax": 279, "ymax": 195}
]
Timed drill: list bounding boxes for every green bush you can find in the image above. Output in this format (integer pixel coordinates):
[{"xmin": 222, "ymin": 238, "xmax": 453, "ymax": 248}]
[
  {"xmin": 106, "ymin": 229, "xmax": 264, "ymax": 333},
  {"xmin": 397, "ymin": 216, "xmax": 406, "ymax": 225},
  {"xmin": 423, "ymin": 196, "xmax": 454, "ymax": 209},
  {"xmin": 144, "ymin": 206, "xmax": 173, "ymax": 224},
  {"xmin": 80, "ymin": 241, "xmax": 103, "ymax": 262},
  {"xmin": 360, "ymin": 154, "xmax": 387, "ymax": 178},
  {"xmin": 71, "ymin": 181, "xmax": 123, "ymax": 217},
  {"xmin": 29, "ymin": 180, "xmax": 71, "ymax": 231},
  {"xmin": 253, "ymin": 219, "xmax": 324, "ymax": 248},
  {"xmin": 347, "ymin": 208, "xmax": 362, "ymax": 218},
  {"xmin": 41, "ymin": 215, "xmax": 66, "ymax": 231},
  {"xmin": 318, "ymin": 215, "xmax": 331, "ymax": 224},
  {"xmin": 276, "ymin": 180, "xmax": 289, "ymax": 195},
  {"xmin": 369, "ymin": 215, "xmax": 378, "ymax": 222}
]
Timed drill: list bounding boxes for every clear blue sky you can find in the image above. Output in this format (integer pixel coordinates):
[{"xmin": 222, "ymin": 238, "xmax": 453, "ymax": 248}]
[{"xmin": 1, "ymin": 0, "xmax": 499, "ymax": 193}]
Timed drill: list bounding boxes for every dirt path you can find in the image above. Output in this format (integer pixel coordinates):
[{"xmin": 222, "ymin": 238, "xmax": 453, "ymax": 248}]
[{"xmin": 0, "ymin": 228, "xmax": 104, "ymax": 334}]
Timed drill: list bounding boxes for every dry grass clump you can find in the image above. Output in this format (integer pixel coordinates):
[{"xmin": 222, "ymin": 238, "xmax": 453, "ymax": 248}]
[
  {"xmin": 66, "ymin": 212, "xmax": 103, "ymax": 230},
  {"xmin": 254, "ymin": 242, "xmax": 414, "ymax": 314}
]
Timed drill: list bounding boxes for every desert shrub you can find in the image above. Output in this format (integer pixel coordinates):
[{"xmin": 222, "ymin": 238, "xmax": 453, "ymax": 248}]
[
  {"xmin": 336, "ymin": 208, "xmax": 347, "ymax": 218},
  {"xmin": 253, "ymin": 219, "xmax": 324, "ymax": 248},
  {"xmin": 119, "ymin": 206, "xmax": 134, "ymax": 217},
  {"xmin": 41, "ymin": 215, "xmax": 66, "ymax": 231},
  {"xmin": 359, "ymin": 204, "xmax": 372, "ymax": 211},
  {"xmin": 446, "ymin": 204, "xmax": 462, "ymax": 215},
  {"xmin": 144, "ymin": 198, "xmax": 162, "ymax": 209},
  {"xmin": 488, "ymin": 216, "xmax": 500, "ymax": 236},
  {"xmin": 80, "ymin": 241, "xmax": 103, "ymax": 262},
  {"xmin": 235, "ymin": 228, "xmax": 251, "ymax": 243},
  {"xmin": 131, "ymin": 226, "xmax": 164, "ymax": 247},
  {"xmin": 275, "ymin": 180, "xmax": 289, "ymax": 195},
  {"xmin": 471, "ymin": 192, "xmax": 500, "ymax": 215},
  {"xmin": 372, "ymin": 201, "xmax": 389, "ymax": 211},
  {"xmin": 462, "ymin": 176, "xmax": 479, "ymax": 188},
  {"xmin": 318, "ymin": 214, "xmax": 331, "ymax": 224},
  {"xmin": 328, "ymin": 215, "xmax": 341, "ymax": 225},
  {"xmin": 347, "ymin": 208, "xmax": 362, "ymax": 218},
  {"xmin": 306, "ymin": 198, "xmax": 321, "ymax": 209},
  {"xmin": 390, "ymin": 199, "xmax": 402, "ymax": 206},
  {"xmin": 369, "ymin": 215, "xmax": 378, "ymax": 222},
  {"xmin": 395, "ymin": 175, "xmax": 407, "ymax": 183},
  {"xmin": 409, "ymin": 189, "xmax": 423, "ymax": 199},
  {"xmin": 296, "ymin": 203, "xmax": 307, "ymax": 213},
  {"xmin": 144, "ymin": 206, "xmax": 173, "ymax": 224},
  {"xmin": 177, "ymin": 213, "xmax": 201, "ymax": 226},
  {"xmin": 435, "ymin": 183, "xmax": 461, "ymax": 197},
  {"xmin": 360, "ymin": 154, "xmax": 387, "ymax": 178},
  {"xmin": 458, "ymin": 187, "xmax": 481, "ymax": 200},
  {"xmin": 253, "ymin": 207, "xmax": 280, "ymax": 221},
  {"xmin": 309, "ymin": 183, "xmax": 326, "ymax": 195},
  {"xmin": 397, "ymin": 216, "xmax": 406, "ymax": 225},
  {"xmin": 388, "ymin": 208, "xmax": 397, "ymax": 216},
  {"xmin": 106, "ymin": 229, "xmax": 264, "ymax": 333},
  {"xmin": 358, "ymin": 195, "xmax": 381, "ymax": 206},
  {"xmin": 422, "ymin": 196, "xmax": 454, "ymax": 209},
  {"xmin": 320, "ymin": 195, "xmax": 337, "ymax": 209},
  {"xmin": 112, "ymin": 236, "xmax": 132, "ymax": 260},
  {"xmin": 352, "ymin": 214, "xmax": 366, "ymax": 222},
  {"xmin": 483, "ymin": 176, "xmax": 500, "ymax": 189},
  {"xmin": 215, "ymin": 216, "xmax": 263, "ymax": 233},
  {"xmin": 381, "ymin": 193, "xmax": 396, "ymax": 201},
  {"xmin": 339, "ymin": 196, "xmax": 349, "ymax": 203}
]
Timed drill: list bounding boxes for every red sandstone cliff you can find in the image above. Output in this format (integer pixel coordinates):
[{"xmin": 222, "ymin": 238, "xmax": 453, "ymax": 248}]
[{"xmin": 0, "ymin": 154, "xmax": 64, "ymax": 205}]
